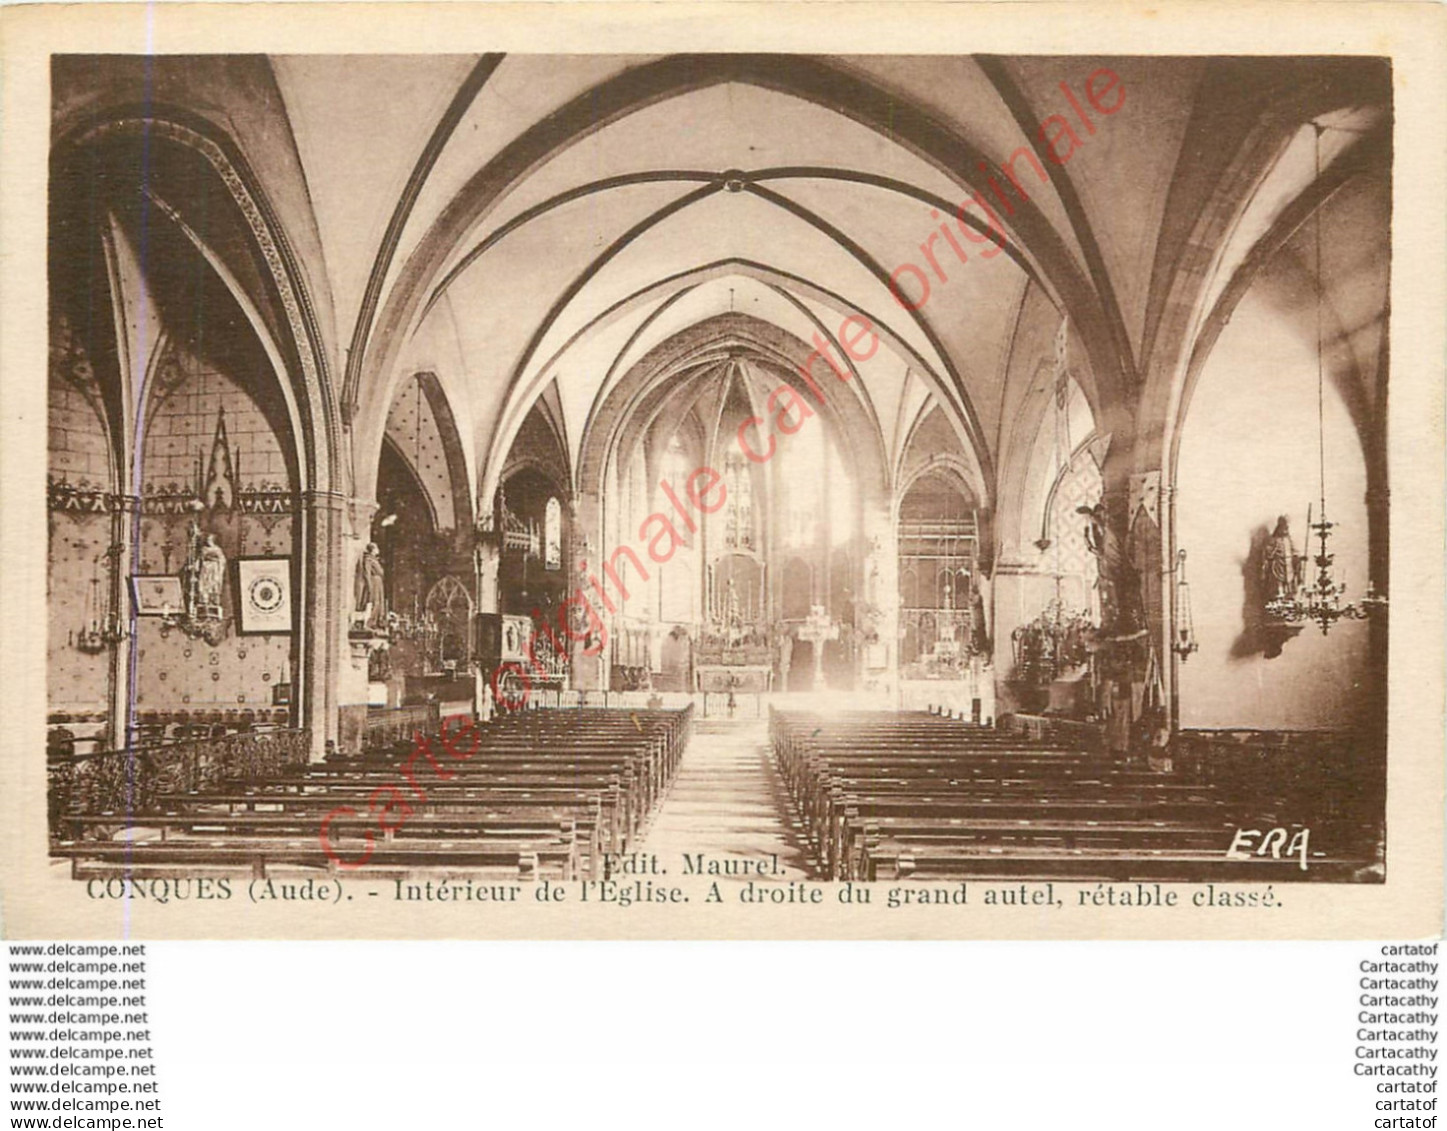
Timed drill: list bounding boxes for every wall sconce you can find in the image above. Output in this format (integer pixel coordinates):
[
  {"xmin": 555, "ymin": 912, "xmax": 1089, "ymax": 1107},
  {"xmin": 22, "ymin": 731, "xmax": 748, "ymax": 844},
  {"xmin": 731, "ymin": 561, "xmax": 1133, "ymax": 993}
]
[{"xmin": 1172, "ymin": 548, "xmax": 1198, "ymax": 662}]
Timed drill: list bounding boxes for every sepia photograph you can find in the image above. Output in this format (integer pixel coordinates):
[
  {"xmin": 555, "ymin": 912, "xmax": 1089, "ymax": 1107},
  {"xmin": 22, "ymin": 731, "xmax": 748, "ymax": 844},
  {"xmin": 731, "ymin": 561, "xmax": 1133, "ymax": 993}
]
[{"xmin": 3, "ymin": 2, "xmax": 1442, "ymax": 940}]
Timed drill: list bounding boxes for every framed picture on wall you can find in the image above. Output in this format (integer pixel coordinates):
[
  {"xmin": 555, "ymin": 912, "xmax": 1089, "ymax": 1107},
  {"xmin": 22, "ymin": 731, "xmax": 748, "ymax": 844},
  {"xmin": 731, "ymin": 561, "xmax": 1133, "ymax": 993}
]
[
  {"xmin": 235, "ymin": 557, "xmax": 292, "ymax": 635},
  {"xmin": 130, "ymin": 575, "xmax": 184, "ymax": 616}
]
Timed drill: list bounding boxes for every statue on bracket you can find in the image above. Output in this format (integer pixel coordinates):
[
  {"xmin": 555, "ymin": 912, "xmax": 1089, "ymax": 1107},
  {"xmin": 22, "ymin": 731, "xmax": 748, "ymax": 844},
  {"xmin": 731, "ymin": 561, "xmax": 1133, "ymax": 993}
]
[
  {"xmin": 354, "ymin": 542, "xmax": 388, "ymax": 632},
  {"xmin": 969, "ymin": 589, "xmax": 992, "ymax": 658},
  {"xmin": 197, "ymin": 533, "xmax": 226, "ymax": 615},
  {"xmin": 1077, "ymin": 501, "xmax": 1145, "ymax": 637},
  {"xmin": 1261, "ymin": 515, "xmax": 1303, "ymax": 606},
  {"xmin": 164, "ymin": 520, "xmax": 228, "ymax": 645}
]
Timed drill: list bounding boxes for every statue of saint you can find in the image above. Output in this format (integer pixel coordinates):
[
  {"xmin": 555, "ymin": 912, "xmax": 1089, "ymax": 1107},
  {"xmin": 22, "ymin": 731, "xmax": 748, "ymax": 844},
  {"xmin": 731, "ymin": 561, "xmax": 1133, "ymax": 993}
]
[
  {"xmin": 969, "ymin": 590, "xmax": 991, "ymax": 657},
  {"xmin": 1077, "ymin": 502, "xmax": 1142, "ymax": 634},
  {"xmin": 355, "ymin": 542, "xmax": 387, "ymax": 630},
  {"xmin": 1262, "ymin": 515, "xmax": 1300, "ymax": 603},
  {"xmin": 196, "ymin": 534, "xmax": 226, "ymax": 613},
  {"xmin": 725, "ymin": 578, "xmax": 741, "ymax": 630},
  {"xmin": 179, "ymin": 520, "xmax": 204, "ymax": 619}
]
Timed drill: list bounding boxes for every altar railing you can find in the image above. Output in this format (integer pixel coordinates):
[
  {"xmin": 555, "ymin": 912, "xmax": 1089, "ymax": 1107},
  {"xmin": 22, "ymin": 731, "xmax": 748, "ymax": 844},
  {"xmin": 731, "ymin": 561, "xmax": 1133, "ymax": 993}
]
[
  {"xmin": 48, "ymin": 728, "xmax": 310, "ymax": 834},
  {"xmin": 363, "ymin": 703, "xmax": 441, "ymax": 751}
]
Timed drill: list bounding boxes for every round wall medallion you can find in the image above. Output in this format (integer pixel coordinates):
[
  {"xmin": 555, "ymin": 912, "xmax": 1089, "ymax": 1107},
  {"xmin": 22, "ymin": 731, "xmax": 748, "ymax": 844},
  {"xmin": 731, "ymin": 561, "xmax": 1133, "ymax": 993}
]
[{"xmin": 248, "ymin": 574, "xmax": 284, "ymax": 614}]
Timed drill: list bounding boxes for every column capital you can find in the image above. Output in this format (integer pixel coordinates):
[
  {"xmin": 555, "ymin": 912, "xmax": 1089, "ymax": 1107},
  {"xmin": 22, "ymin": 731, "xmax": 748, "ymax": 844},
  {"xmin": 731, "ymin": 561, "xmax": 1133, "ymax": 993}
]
[{"xmin": 299, "ymin": 488, "xmax": 349, "ymax": 511}]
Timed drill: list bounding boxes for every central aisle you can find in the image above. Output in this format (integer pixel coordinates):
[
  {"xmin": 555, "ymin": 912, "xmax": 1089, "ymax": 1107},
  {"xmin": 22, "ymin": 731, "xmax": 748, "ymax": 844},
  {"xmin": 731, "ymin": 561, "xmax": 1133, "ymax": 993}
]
[{"xmin": 639, "ymin": 718, "xmax": 815, "ymax": 879}]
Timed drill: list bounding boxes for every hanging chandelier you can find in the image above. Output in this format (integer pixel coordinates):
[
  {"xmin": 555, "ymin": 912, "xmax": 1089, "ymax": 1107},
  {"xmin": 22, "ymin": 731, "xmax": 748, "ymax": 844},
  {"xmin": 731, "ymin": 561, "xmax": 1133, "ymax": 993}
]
[
  {"xmin": 1171, "ymin": 550, "xmax": 1199, "ymax": 660},
  {"xmin": 73, "ymin": 544, "xmax": 128, "ymax": 653},
  {"xmin": 1263, "ymin": 121, "xmax": 1386, "ymax": 636}
]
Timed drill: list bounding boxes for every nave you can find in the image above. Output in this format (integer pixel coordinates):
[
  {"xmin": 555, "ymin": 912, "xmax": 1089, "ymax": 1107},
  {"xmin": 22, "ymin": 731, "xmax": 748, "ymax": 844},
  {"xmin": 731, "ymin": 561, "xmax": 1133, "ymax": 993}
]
[{"xmin": 45, "ymin": 53, "xmax": 1391, "ymax": 886}]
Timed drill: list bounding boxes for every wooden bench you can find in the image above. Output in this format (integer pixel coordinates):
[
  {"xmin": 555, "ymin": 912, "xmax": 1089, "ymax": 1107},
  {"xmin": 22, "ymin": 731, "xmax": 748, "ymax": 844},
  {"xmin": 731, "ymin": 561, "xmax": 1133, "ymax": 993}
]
[
  {"xmin": 770, "ymin": 708, "xmax": 1361, "ymax": 882},
  {"xmin": 55, "ymin": 705, "xmax": 693, "ymax": 882}
]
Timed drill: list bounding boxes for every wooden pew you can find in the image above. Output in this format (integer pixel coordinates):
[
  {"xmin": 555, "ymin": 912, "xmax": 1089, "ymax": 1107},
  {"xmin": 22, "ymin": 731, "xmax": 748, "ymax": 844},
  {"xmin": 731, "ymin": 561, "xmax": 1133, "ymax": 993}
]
[
  {"xmin": 56, "ymin": 705, "xmax": 693, "ymax": 882},
  {"xmin": 769, "ymin": 707, "xmax": 1357, "ymax": 882}
]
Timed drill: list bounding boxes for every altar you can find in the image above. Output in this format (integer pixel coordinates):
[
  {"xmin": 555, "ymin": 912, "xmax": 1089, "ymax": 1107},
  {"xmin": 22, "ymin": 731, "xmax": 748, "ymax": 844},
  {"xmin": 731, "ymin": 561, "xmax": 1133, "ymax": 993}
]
[
  {"xmin": 695, "ymin": 664, "xmax": 773, "ymax": 693},
  {"xmin": 899, "ymin": 664, "xmax": 996, "ymax": 724},
  {"xmin": 694, "ymin": 555, "xmax": 775, "ymax": 692}
]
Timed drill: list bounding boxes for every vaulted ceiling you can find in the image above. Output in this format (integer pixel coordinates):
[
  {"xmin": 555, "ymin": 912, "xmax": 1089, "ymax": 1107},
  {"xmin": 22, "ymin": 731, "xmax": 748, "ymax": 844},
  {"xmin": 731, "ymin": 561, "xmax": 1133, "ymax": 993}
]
[{"xmin": 51, "ymin": 53, "xmax": 1393, "ymax": 520}]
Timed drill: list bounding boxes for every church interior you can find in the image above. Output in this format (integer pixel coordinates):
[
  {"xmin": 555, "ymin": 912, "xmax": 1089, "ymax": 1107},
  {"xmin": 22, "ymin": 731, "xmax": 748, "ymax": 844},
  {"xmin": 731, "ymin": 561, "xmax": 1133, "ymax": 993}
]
[{"xmin": 46, "ymin": 53, "xmax": 1390, "ymax": 883}]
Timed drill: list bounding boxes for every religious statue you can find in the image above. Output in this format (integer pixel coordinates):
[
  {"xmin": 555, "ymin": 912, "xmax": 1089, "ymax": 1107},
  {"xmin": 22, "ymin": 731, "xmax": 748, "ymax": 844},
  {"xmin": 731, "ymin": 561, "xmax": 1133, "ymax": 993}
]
[
  {"xmin": 179, "ymin": 521, "xmax": 226, "ymax": 619},
  {"xmin": 473, "ymin": 538, "xmax": 500, "ymax": 611},
  {"xmin": 355, "ymin": 542, "xmax": 387, "ymax": 631},
  {"xmin": 969, "ymin": 590, "xmax": 991, "ymax": 658},
  {"xmin": 724, "ymin": 578, "xmax": 742, "ymax": 633},
  {"xmin": 197, "ymin": 534, "xmax": 226, "ymax": 614},
  {"xmin": 368, "ymin": 639, "xmax": 392, "ymax": 682},
  {"xmin": 1077, "ymin": 501, "xmax": 1143, "ymax": 634},
  {"xmin": 1261, "ymin": 515, "xmax": 1301, "ymax": 604},
  {"xmin": 179, "ymin": 520, "xmax": 204, "ymax": 620},
  {"xmin": 170, "ymin": 521, "xmax": 228, "ymax": 642}
]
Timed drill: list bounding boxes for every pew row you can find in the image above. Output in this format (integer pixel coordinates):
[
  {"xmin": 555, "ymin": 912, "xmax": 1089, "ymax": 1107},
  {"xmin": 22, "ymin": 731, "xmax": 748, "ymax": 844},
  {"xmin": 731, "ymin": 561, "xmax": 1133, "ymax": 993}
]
[
  {"xmin": 771, "ymin": 708, "xmax": 1372, "ymax": 883},
  {"xmin": 54, "ymin": 705, "xmax": 692, "ymax": 881}
]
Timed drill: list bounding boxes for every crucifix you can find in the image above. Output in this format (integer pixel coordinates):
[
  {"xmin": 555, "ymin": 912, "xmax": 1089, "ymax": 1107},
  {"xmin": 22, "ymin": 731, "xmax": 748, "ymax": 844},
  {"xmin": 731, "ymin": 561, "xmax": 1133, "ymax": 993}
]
[{"xmin": 797, "ymin": 604, "xmax": 839, "ymax": 691}]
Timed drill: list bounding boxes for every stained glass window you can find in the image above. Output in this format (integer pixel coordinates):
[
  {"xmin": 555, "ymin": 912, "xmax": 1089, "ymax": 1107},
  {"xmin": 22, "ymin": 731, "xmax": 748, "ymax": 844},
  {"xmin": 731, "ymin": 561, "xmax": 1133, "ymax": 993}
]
[{"xmin": 544, "ymin": 496, "xmax": 562, "ymax": 571}]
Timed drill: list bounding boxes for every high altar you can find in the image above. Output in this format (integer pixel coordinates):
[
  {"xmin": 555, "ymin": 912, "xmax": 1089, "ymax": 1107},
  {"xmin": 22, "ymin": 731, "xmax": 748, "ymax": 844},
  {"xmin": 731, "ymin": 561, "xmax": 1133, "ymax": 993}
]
[{"xmin": 694, "ymin": 560, "xmax": 774, "ymax": 692}]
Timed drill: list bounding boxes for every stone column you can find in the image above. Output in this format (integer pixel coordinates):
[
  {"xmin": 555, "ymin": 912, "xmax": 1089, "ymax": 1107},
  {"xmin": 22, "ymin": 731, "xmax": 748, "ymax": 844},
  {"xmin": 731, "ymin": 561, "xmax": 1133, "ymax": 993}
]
[
  {"xmin": 989, "ymin": 558, "xmax": 1055, "ymax": 715},
  {"xmin": 109, "ymin": 495, "xmax": 139, "ymax": 749},
  {"xmin": 859, "ymin": 497, "xmax": 898, "ymax": 702},
  {"xmin": 571, "ymin": 491, "xmax": 604, "ymax": 691},
  {"xmin": 1362, "ymin": 389, "xmax": 1389, "ymax": 785},
  {"xmin": 472, "ymin": 529, "xmax": 500, "ymax": 719},
  {"xmin": 1161, "ymin": 481, "xmax": 1183, "ymax": 733},
  {"xmin": 299, "ymin": 489, "xmax": 347, "ymax": 760},
  {"xmin": 329, "ymin": 496, "xmax": 377, "ymax": 757},
  {"xmin": 1096, "ymin": 446, "xmax": 1147, "ymax": 760}
]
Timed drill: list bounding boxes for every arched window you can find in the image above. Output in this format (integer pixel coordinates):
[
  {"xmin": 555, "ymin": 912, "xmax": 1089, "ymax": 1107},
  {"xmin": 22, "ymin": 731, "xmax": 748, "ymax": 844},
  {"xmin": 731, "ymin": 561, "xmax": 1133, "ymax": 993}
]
[
  {"xmin": 544, "ymin": 496, "xmax": 562, "ymax": 571},
  {"xmin": 426, "ymin": 575, "xmax": 474, "ymax": 671},
  {"xmin": 660, "ymin": 437, "xmax": 697, "ymax": 621},
  {"xmin": 723, "ymin": 451, "xmax": 754, "ymax": 550},
  {"xmin": 663, "ymin": 437, "xmax": 690, "ymax": 502}
]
